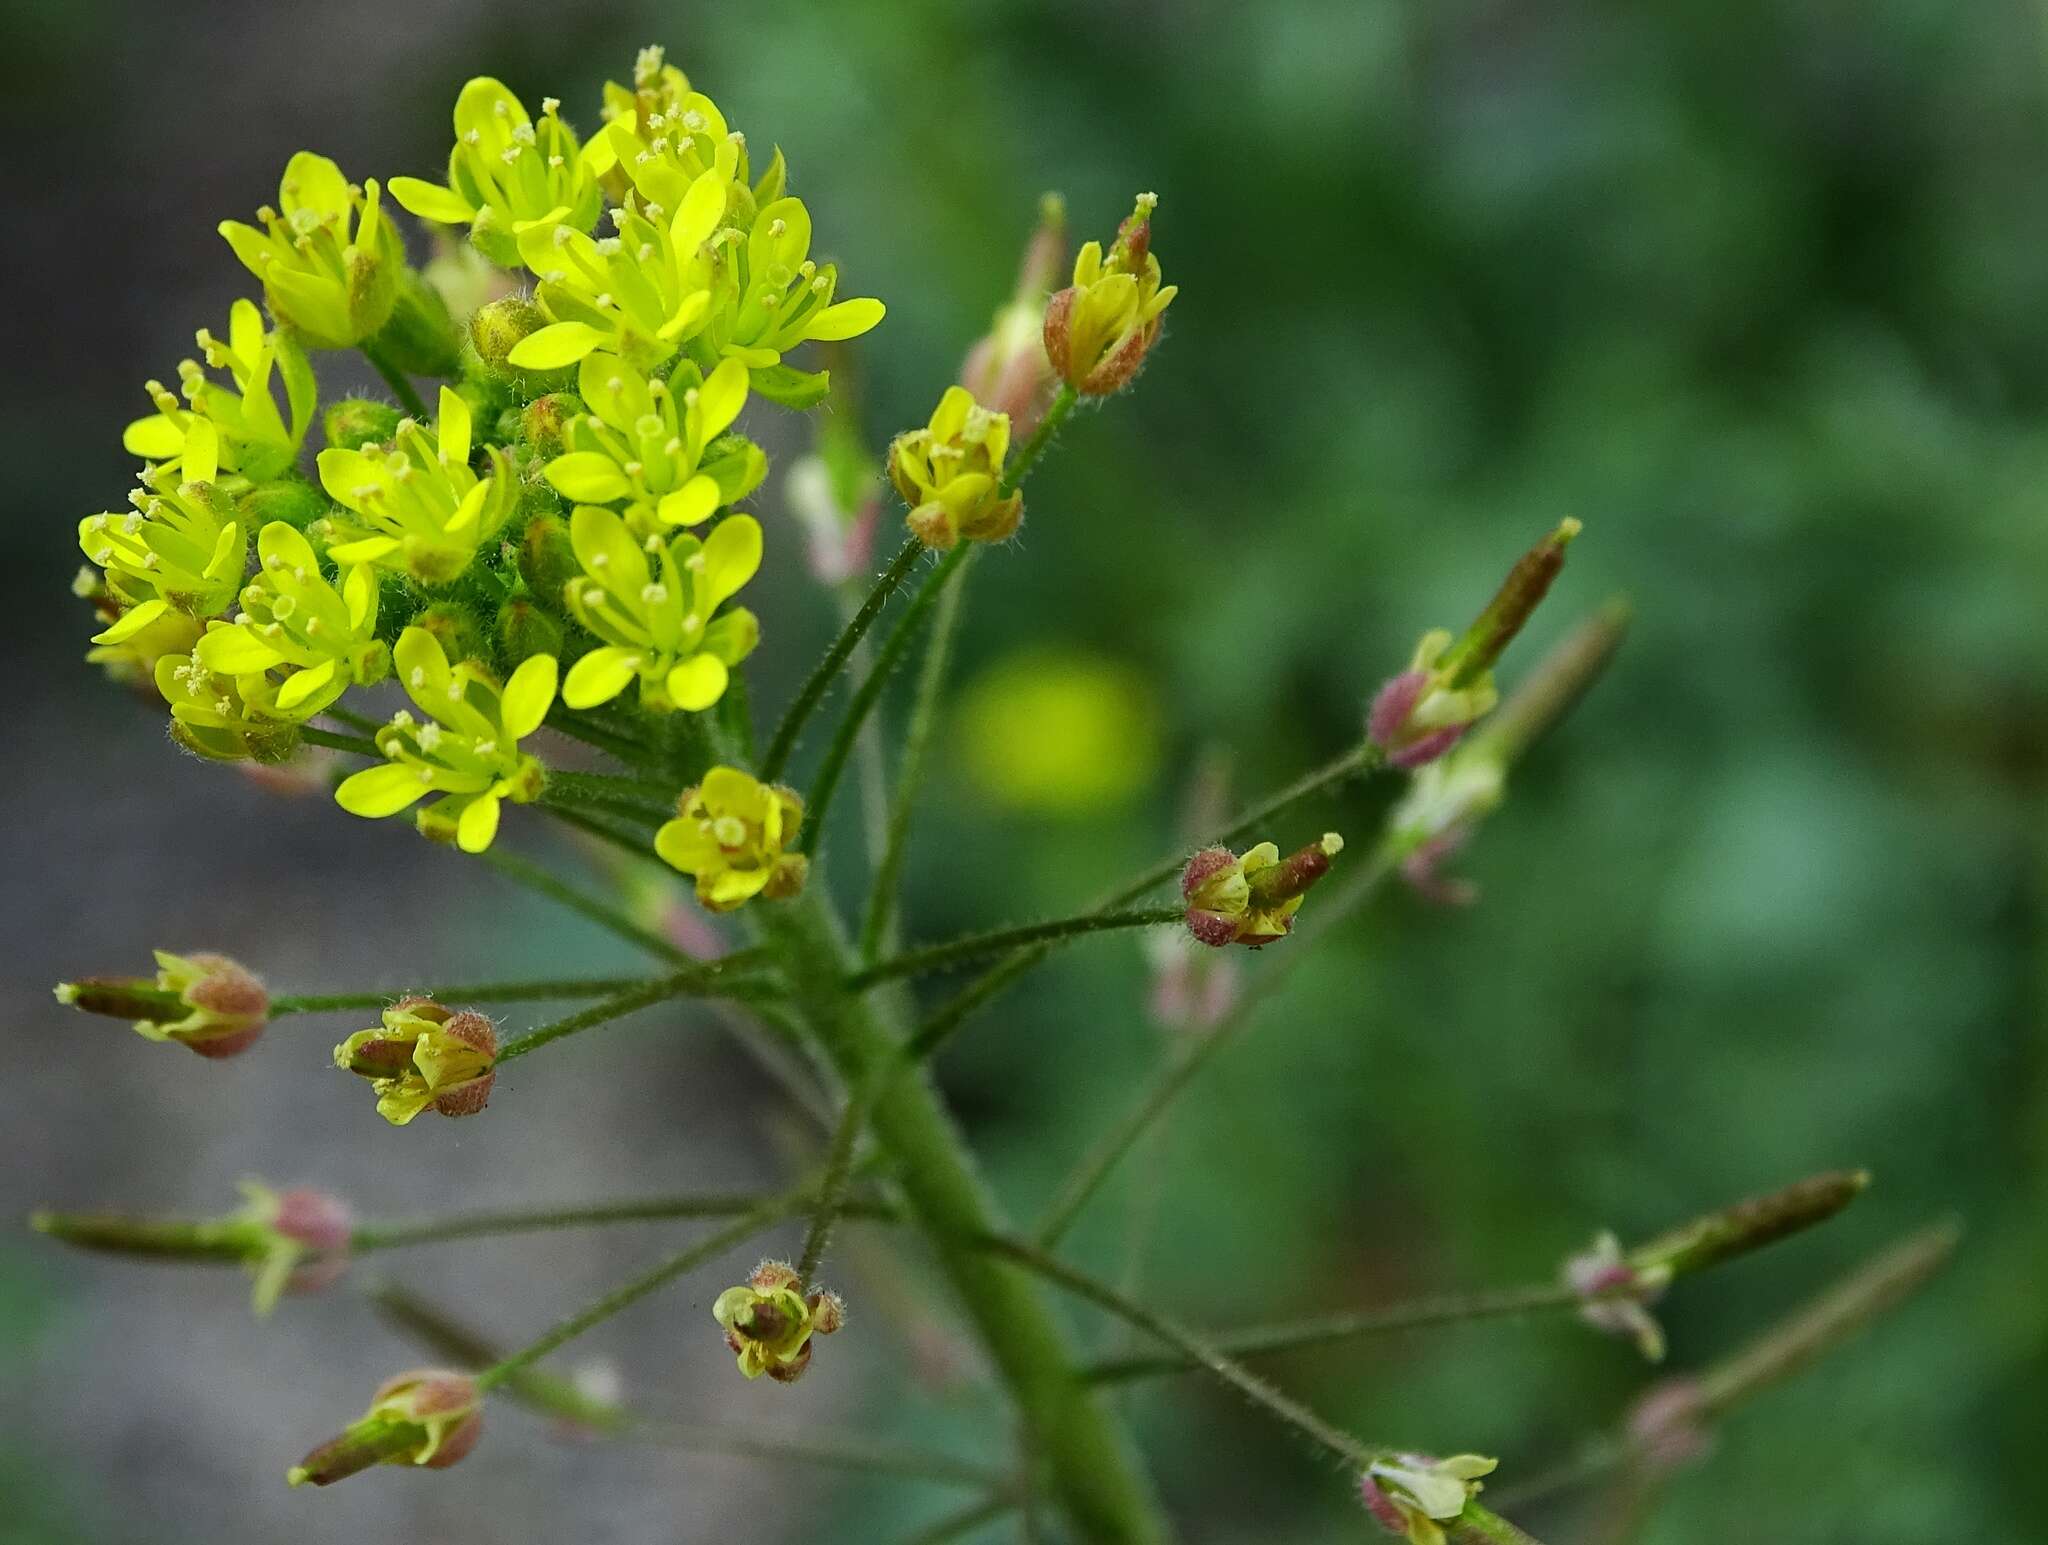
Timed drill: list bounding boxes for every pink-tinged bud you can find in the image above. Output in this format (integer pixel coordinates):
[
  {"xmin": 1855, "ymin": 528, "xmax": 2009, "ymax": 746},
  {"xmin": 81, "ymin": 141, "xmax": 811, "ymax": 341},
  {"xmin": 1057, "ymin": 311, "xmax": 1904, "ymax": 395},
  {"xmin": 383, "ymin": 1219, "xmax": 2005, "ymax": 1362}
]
[
  {"xmin": 1044, "ymin": 193, "xmax": 1177, "ymax": 396},
  {"xmin": 1357, "ymin": 1473, "xmax": 1407, "ymax": 1534},
  {"xmin": 1367, "ymin": 669, "xmax": 1471, "ymax": 770},
  {"xmin": 1563, "ymin": 1231, "xmax": 1668, "ymax": 1361},
  {"xmin": 961, "ymin": 194, "xmax": 1067, "ymax": 436},
  {"xmin": 289, "ymin": 1369, "xmax": 483, "ymax": 1487},
  {"xmin": 56, "ymin": 950, "xmax": 268, "ymax": 1058}
]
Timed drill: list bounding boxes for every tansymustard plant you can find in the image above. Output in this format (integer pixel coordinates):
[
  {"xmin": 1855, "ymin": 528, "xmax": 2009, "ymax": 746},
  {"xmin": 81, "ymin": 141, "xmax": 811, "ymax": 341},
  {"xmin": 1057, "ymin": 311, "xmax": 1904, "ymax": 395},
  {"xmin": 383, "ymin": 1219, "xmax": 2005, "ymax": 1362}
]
[{"xmin": 37, "ymin": 45, "xmax": 1935, "ymax": 1545}]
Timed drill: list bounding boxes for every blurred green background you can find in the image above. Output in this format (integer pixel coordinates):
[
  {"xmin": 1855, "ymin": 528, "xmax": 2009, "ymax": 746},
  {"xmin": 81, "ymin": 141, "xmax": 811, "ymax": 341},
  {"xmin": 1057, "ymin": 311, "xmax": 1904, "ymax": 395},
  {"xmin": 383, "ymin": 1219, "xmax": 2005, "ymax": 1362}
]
[{"xmin": 3, "ymin": 0, "xmax": 2042, "ymax": 1540}]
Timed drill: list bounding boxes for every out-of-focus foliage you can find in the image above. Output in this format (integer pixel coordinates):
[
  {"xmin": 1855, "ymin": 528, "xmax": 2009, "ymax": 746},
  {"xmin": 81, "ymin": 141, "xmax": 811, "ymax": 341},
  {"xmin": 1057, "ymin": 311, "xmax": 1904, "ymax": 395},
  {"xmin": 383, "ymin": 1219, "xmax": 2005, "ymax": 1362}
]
[{"xmin": 5, "ymin": 0, "xmax": 2040, "ymax": 1540}]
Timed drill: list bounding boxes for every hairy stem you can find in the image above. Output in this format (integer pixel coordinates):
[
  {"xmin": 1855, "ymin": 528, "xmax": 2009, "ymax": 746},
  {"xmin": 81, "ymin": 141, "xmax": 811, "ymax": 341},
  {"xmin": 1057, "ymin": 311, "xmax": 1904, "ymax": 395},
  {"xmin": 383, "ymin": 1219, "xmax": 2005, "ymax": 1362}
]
[
  {"xmin": 756, "ymin": 890, "xmax": 1169, "ymax": 1544},
  {"xmin": 358, "ymin": 339, "xmax": 429, "ymax": 421},
  {"xmin": 496, "ymin": 967, "xmax": 783, "ymax": 1062},
  {"xmin": 794, "ymin": 1087, "xmax": 874, "ymax": 1290},
  {"xmin": 298, "ymin": 726, "xmax": 379, "ymax": 758},
  {"xmin": 1000, "ymin": 384, "xmax": 1079, "ymax": 497},
  {"xmin": 761, "ymin": 537, "xmax": 925, "ymax": 781},
  {"xmin": 859, "ymin": 548, "xmax": 970, "ymax": 962},
  {"xmin": 854, "ymin": 907, "xmax": 1184, "ymax": 992},
  {"xmin": 798, "ymin": 543, "xmax": 972, "ymax": 855},
  {"xmin": 271, "ymin": 977, "xmax": 651, "ymax": 1016}
]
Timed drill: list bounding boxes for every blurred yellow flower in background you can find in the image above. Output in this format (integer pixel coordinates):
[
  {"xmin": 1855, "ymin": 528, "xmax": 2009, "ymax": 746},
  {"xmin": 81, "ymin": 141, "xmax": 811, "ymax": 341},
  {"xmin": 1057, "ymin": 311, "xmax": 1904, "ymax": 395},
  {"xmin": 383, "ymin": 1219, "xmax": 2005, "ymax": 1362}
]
[{"xmin": 957, "ymin": 648, "xmax": 1161, "ymax": 814}]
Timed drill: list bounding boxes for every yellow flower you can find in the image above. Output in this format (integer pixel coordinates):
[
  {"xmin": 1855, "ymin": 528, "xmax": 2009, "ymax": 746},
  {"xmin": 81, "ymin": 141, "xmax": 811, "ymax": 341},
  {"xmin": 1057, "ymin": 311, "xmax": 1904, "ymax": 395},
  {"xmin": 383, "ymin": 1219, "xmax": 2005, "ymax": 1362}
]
[
  {"xmin": 543, "ymin": 352, "xmax": 762, "ymax": 528},
  {"xmin": 560, "ymin": 506, "xmax": 761, "ymax": 712},
  {"xmin": 711, "ymin": 1260, "xmax": 844, "ymax": 1382},
  {"xmin": 81, "ymin": 421, "xmax": 246, "ymax": 631},
  {"xmin": 219, "ymin": 152, "xmax": 403, "ymax": 349},
  {"xmin": 695, "ymin": 195, "xmax": 886, "ymax": 382},
  {"xmin": 1043, "ymin": 193, "xmax": 1177, "ymax": 395},
  {"xmin": 1359, "ymin": 1454, "xmax": 1498, "ymax": 1545},
  {"xmin": 889, "ymin": 386, "xmax": 1023, "ymax": 549},
  {"xmin": 192, "ymin": 522, "xmax": 389, "ymax": 722},
  {"xmin": 153, "ymin": 651, "xmax": 300, "ymax": 764},
  {"xmin": 333, "ymin": 998, "xmax": 497, "ymax": 1125},
  {"xmin": 655, "ymin": 766, "xmax": 808, "ymax": 912},
  {"xmin": 333, "ymin": 627, "xmax": 557, "ymax": 853},
  {"xmin": 315, "ymin": 386, "xmax": 515, "ymax": 584},
  {"xmin": 1181, "ymin": 834, "xmax": 1344, "ymax": 948},
  {"xmin": 122, "ymin": 300, "xmax": 316, "ymax": 483},
  {"xmin": 389, "ymin": 77, "xmax": 604, "ymax": 266}
]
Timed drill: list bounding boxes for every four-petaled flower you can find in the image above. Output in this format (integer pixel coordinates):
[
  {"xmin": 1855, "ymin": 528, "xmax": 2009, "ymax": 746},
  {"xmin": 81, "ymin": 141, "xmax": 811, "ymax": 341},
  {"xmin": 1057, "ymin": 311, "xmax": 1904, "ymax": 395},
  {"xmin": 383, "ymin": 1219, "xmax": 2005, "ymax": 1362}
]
[
  {"xmin": 561, "ymin": 506, "xmax": 762, "ymax": 712},
  {"xmin": 711, "ymin": 1260, "xmax": 844, "ymax": 1383},
  {"xmin": 333, "ymin": 998, "xmax": 498, "ymax": 1125},
  {"xmin": 123, "ymin": 300, "xmax": 317, "ymax": 482},
  {"xmin": 1044, "ymin": 193, "xmax": 1177, "ymax": 395},
  {"xmin": 334, "ymin": 627, "xmax": 557, "ymax": 853},
  {"xmin": 193, "ymin": 522, "xmax": 390, "ymax": 722},
  {"xmin": 389, "ymin": 77, "xmax": 605, "ymax": 266},
  {"xmin": 655, "ymin": 766, "xmax": 808, "ymax": 912},
  {"xmin": 219, "ymin": 152, "xmax": 403, "ymax": 349},
  {"xmin": 544, "ymin": 352, "xmax": 762, "ymax": 528},
  {"xmin": 81, "ymin": 421, "xmax": 247, "ymax": 634},
  {"xmin": 153, "ymin": 650, "xmax": 300, "ymax": 764},
  {"xmin": 694, "ymin": 196, "xmax": 885, "ymax": 389},
  {"xmin": 1358, "ymin": 1454, "xmax": 1499, "ymax": 1545},
  {"xmin": 890, "ymin": 385, "xmax": 1024, "ymax": 549},
  {"xmin": 315, "ymin": 385, "xmax": 515, "ymax": 584}
]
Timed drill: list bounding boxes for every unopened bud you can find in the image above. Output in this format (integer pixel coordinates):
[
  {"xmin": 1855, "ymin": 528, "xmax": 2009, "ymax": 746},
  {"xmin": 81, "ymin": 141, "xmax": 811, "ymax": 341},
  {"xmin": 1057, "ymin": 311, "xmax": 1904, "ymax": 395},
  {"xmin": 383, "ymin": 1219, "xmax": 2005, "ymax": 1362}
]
[
  {"xmin": 323, "ymin": 397, "xmax": 403, "ymax": 452},
  {"xmin": 288, "ymin": 1368, "xmax": 482, "ymax": 1487},
  {"xmin": 1043, "ymin": 193, "xmax": 1177, "ymax": 395},
  {"xmin": 237, "ymin": 476, "xmax": 329, "ymax": 533},
  {"xmin": 369, "ymin": 268, "xmax": 462, "ymax": 378},
  {"xmin": 467, "ymin": 296, "xmax": 569, "ymax": 394},
  {"xmin": 960, "ymin": 193, "xmax": 1066, "ymax": 434},
  {"xmin": 497, "ymin": 598, "xmax": 563, "ymax": 666},
  {"xmin": 57, "ymin": 950, "xmax": 268, "ymax": 1058},
  {"xmin": 517, "ymin": 391, "xmax": 584, "ymax": 460},
  {"xmin": 518, "ymin": 512, "xmax": 579, "ymax": 601},
  {"xmin": 413, "ymin": 602, "xmax": 489, "ymax": 669}
]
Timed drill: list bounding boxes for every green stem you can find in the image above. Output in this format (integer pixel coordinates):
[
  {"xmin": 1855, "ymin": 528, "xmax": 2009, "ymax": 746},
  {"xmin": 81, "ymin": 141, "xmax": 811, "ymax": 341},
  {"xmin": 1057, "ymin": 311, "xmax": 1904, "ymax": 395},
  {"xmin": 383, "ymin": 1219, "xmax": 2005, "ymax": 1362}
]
[
  {"xmin": 271, "ymin": 977, "xmax": 649, "ymax": 1016},
  {"xmin": 859, "ymin": 547, "xmax": 970, "ymax": 962},
  {"xmin": 799, "ymin": 544, "xmax": 973, "ymax": 855},
  {"xmin": 321, "ymin": 705, "xmax": 383, "ymax": 736},
  {"xmin": 350, "ymin": 1188, "xmax": 896, "ymax": 1254},
  {"xmin": 1083, "ymin": 1282, "xmax": 1584, "ymax": 1384},
  {"xmin": 496, "ymin": 967, "xmax": 782, "ymax": 1062},
  {"xmin": 541, "ymin": 802, "xmax": 665, "ymax": 865},
  {"xmin": 1034, "ymin": 850, "xmax": 1393, "ymax": 1248},
  {"xmin": 472, "ymin": 1199, "xmax": 799, "ymax": 1393},
  {"xmin": 545, "ymin": 769, "xmax": 677, "ymax": 812},
  {"xmin": 794, "ymin": 1087, "xmax": 873, "ymax": 1290},
  {"xmin": 479, "ymin": 846, "xmax": 691, "ymax": 966},
  {"xmin": 761, "ymin": 537, "xmax": 925, "ymax": 781},
  {"xmin": 854, "ymin": 907, "xmax": 1183, "ymax": 992},
  {"xmin": 983, "ymin": 1233, "xmax": 1383, "ymax": 1469},
  {"xmin": 1000, "ymin": 384, "xmax": 1079, "ymax": 497},
  {"xmin": 299, "ymin": 726, "xmax": 379, "ymax": 757},
  {"xmin": 755, "ymin": 890, "xmax": 1169, "ymax": 1544},
  {"xmin": 900, "ymin": 1496, "xmax": 1021, "ymax": 1545},
  {"xmin": 358, "ymin": 340, "xmax": 430, "ymax": 421},
  {"xmin": 545, "ymin": 709, "xmax": 653, "ymax": 768}
]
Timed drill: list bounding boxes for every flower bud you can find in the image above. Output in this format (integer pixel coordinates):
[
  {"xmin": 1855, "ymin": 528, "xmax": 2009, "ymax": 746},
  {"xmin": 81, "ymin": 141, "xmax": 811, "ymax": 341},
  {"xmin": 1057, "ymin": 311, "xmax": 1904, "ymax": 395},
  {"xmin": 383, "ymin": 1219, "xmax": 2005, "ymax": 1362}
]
[
  {"xmin": 1387, "ymin": 754, "xmax": 1506, "ymax": 907},
  {"xmin": 237, "ymin": 475, "xmax": 329, "ymax": 533},
  {"xmin": 1181, "ymin": 833, "xmax": 1343, "ymax": 948},
  {"xmin": 369, "ymin": 268, "xmax": 462, "ymax": 377},
  {"xmin": 240, "ymin": 1181, "xmax": 353, "ymax": 1313},
  {"xmin": 288, "ymin": 1368, "xmax": 482, "ymax": 1486},
  {"xmin": 57, "ymin": 950, "xmax": 268, "ymax": 1058},
  {"xmin": 785, "ymin": 453, "xmax": 880, "ymax": 588},
  {"xmin": 1368, "ymin": 519, "xmax": 1581, "ymax": 769},
  {"xmin": 961, "ymin": 193, "xmax": 1066, "ymax": 435},
  {"xmin": 334, "ymin": 998, "xmax": 497, "ymax": 1125},
  {"xmin": 890, "ymin": 386, "xmax": 1024, "ymax": 550},
  {"xmin": 712, "ymin": 1260, "xmax": 844, "ymax": 1383},
  {"xmin": 518, "ymin": 391, "xmax": 585, "ymax": 461},
  {"xmin": 517, "ymin": 512, "xmax": 579, "ymax": 601},
  {"xmin": 466, "ymin": 296, "xmax": 571, "ymax": 395},
  {"xmin": 497, "ymin": 598, "xmax": 564, "ymax": 666},
  {"xmin": 413, "ymin": 601, "xmax": 490, "ymax": 669},
  {"xmin": 1043, "ymin": 193, "xmax": 1177, "ymax": 395},
  {"xmin": 323, "ymin": 397, "xmax": 403, "ymax": 452}
]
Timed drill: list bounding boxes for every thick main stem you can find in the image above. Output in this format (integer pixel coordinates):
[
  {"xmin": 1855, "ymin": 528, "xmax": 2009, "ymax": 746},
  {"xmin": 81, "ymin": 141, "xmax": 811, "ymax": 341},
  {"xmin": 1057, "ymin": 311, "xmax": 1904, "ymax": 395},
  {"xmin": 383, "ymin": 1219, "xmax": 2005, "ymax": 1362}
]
[{"xmin": 758, "ymin": 890, "xmax": 1169, "ymax": 1545}]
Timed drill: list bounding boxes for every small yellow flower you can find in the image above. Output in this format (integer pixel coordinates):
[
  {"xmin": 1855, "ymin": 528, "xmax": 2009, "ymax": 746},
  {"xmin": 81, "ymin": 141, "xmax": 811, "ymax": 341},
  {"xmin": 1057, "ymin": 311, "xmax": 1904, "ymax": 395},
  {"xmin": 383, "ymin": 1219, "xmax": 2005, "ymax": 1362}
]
[
  {"xmin": 695, "ymin": 195, "xmax": 886, "ymax": 382},
  {"xmin": 76, "ymin": 567, "xmax": 202, "ymax": 690},
  {"xmin": 544, "ymin": 352, "xmax": 762, "ymax": 528},
  {"xmin": 192, "ymin": 522, "xmax": 389, "ymax": 722},
  {"xmin": 655, "ymin": 766, "xmax": 808, "ymax": 912},
  {"xmin": 1359, "ymin": 1454, "xmax": 1499, "ymax": 1545},
  {"xmin": 315, "ymin": 386, "xmax": 515, "ymax": 584},
  {"xmin": 1043, "ymin": 193, "xmax": 1177, "ymax": 395},
  {"xmin": 712, "ymin": 1259, "xmax": 844, "ymax": 1382},
  {"xmin": 333, "ymin": 998, "xmax": 497, "ymax": 1125},
  {"xmin": 889, "ymin": 386, "xmax": 1023, "ymax": 550},
  {"xmin": 153, "ymin": 651, "xmax": 300, "ymax": 764},
  {"xmin": 333, "ymin": 627, "xmax": 557, "ymax": 853},
  {"xmin": 81, "ymin": 421, "xmax": 246, "ymax": 633},
  {"xmin": 122, "ymin": 300, "xmax": 317, "ymax": 483},
  {"xmin": 219, "ymin": 152, "xmax": 403, "ymax": 349},
  {"xmin": 560, "ymin": 506, "xmax": 762, "ymax": 712},
  {"xmin": 389, "ymin": 77, "xmax": 604, "ymax": 266}
]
